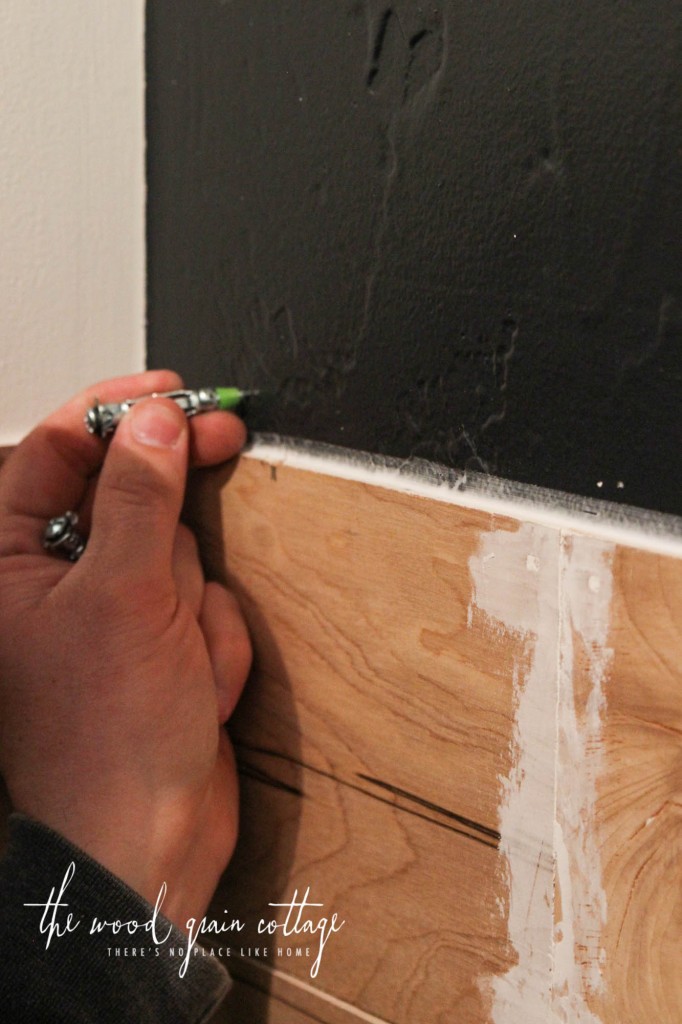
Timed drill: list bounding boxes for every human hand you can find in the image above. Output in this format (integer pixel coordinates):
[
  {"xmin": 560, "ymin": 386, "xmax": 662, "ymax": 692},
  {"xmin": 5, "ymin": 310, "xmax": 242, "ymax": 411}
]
[{"xmin": 0, "ymin": 370, "xmax": 252, "ymax": 931}]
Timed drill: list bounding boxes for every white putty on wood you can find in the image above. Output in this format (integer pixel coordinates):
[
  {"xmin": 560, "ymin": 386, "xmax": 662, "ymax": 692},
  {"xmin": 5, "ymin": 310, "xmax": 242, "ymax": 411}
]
[
  {"xmin": 468, "ymin": 523, "xmax": 615, "ymax": 1023},
  {"xmin": 469, "ymin": 522, "xmax": 559, "ymax": 1023}
]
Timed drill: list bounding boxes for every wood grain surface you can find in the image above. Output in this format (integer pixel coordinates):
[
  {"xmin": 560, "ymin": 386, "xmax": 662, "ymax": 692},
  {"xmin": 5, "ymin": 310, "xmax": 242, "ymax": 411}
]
[
  {"xmin": 582, "ymin": 546, "xmax": 682, "ymax": 1022},
  {"xmin": 190, "ymin": 457, "xmax": 523, "ymax": 1023},
  {"xmin": 190, "ymin": 457, "xmax": 520, "ymax": 832},
  {"xmin": 190, "ymin": 454, "xmax": 681, "ymax": 1024}
]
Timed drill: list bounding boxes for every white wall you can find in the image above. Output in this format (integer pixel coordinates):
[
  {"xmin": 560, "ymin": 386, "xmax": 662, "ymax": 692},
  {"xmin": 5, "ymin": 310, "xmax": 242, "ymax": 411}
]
[{"xmin": 0, "ymin": 1, "xmax": 145, "ymax": 444}]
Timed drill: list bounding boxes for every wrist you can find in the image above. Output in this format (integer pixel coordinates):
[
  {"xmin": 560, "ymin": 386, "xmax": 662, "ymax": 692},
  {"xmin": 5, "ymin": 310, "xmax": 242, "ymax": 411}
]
[{"xmin": 11, "ymin": 783, "xmax": 234, "ymax": 934}]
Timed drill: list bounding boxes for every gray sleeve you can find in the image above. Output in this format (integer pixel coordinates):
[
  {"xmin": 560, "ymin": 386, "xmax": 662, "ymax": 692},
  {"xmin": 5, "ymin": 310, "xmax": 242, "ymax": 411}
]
[{"xmin": 0, "ymin": 814, "xmax": 230, "ymax": 1023}]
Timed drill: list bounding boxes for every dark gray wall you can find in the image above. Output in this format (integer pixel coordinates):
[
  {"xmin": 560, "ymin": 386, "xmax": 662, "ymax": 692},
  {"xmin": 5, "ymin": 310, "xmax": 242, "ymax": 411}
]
[{"xmin": 147, "ymin": 1, "xmax": 682, "ymax": 516}]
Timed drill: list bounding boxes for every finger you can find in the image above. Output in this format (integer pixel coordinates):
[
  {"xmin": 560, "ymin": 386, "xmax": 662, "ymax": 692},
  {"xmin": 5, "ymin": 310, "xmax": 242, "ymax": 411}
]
[
  {"xmin": 0, "ymin": 370, "xmax": 182, "ymax": 556},
  {"xmin": 65, "ymin": 411, "xmax": 245, "ymax": 526},
  {"xmin": 65, "ymin": 408, "xmax": 245, "ymax": 540},
  {"xmin": 188, "ymin": 412, "xmax": 247, "ymax": 468},
  {"xmin": 86, "ymin": 397, "xmax": 188, "ymax": 587},
  {"xmin": 200, "ymin": 582, "xmax": 252, "ymax": 723},
  {"xmin": 72, "ymin": 472, "xmax": 100, "ymax": 535},
  {"xmin": 172, "ymin": 524, "xmax": 204, "ymax": 618}
]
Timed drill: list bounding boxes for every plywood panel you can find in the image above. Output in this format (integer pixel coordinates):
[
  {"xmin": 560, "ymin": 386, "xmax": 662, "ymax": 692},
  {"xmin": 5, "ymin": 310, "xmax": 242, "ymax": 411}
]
[
  {"xmin": 208, "ymin": 757, "xmax": 508, "ymax": 1024},
  {"xmin": 187, "ymin": 456, "xmax": 558, "ymax": 1022},
  {"xmin": 212, "ymin": 975, "xmax": 338, "ymax": 1024},
  {"xmin": 576, "ymin": 545, "xmax": 681, "ymax": 1023},
  {"xmin": 189, "ymin": 456, "xmax": 525, "ymax": 837},
  {"xmin": 187, "ymin": 453, "xmax": 682, "ymax": 1024}
]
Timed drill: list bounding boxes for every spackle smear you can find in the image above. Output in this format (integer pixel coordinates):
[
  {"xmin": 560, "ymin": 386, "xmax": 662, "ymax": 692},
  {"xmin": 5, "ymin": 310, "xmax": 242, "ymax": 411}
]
[
  {"xmin": 469, "ymin": 522, "xmax": 558, "ymax": 1023},
  {"xmin": 468, "ymin": 524, "xmax": 614, "ymax": 1023},
  {"xmin": 553, "ymin": 534, "xmax": 614, "ymax": 1023}
]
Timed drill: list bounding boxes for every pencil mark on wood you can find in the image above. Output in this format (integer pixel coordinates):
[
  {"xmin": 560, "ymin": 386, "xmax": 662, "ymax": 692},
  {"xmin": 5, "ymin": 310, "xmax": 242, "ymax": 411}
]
[
  {"xmin": 237, "ymin": 756, "xmax": 305, "ymax": 798},
  {"xmin": 357, "ymin": 773, "xmax": 501, "ymax": 845},
  {"xmin": 235, "ymin": 742, "xmax": 500, "ymax": 849}
]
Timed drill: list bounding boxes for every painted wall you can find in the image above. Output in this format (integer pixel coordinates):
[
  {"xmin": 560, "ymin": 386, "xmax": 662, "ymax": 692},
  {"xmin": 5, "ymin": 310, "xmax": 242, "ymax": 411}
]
[
  {"xmin": 147, "ymin": 1, "xmax": 682, "ymax": 516},
  {"xmin": 0, "ymin": 0, "xmax": 145, "ymax": 445}
]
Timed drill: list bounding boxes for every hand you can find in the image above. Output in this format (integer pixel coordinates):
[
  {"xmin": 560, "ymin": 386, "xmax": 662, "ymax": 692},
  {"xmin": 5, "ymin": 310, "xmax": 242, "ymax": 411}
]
[{"xmin": 0, "ymin": 370, "xmax": 252, "ymax": 931}]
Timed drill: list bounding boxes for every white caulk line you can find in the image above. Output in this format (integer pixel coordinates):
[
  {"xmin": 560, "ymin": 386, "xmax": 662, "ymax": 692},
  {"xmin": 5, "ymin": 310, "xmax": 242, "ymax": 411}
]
[
  {"xmin": 239, "ymin": 958, "xmax": 393, "ymax": 1024},
  {"xmin": 244, "ymin": 439, "xmax": 682, "ymax": 559}
]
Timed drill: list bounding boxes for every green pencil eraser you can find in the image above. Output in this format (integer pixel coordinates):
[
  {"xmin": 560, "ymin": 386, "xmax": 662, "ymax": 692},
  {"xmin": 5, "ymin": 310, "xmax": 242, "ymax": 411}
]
[{"xmin": 215, "ymin": 387, "xmax": 246, "ymax": 411}]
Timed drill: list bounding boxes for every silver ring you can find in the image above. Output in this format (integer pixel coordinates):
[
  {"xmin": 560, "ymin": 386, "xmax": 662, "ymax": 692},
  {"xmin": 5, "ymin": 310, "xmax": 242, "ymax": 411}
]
[{"xmin": 43, "ymin": 511, "xmax": 86, "ymax": 562}]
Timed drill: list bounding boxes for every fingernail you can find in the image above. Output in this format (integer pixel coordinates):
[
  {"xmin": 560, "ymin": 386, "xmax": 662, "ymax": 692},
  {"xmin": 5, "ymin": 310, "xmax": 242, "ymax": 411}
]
[{"xmin": 130, "ymin": 400, "xmax": 184, "ymax": 448}]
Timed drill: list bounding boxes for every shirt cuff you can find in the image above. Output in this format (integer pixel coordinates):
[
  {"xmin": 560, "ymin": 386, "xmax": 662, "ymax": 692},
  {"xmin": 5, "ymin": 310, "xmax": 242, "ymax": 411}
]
[{"xmin": 0, "ymin": 813, "xmax": 230, "ymax": 1023}]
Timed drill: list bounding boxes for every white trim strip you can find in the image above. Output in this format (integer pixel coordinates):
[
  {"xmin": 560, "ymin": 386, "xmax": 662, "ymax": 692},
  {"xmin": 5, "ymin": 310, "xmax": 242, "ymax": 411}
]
[{"xmin": 245, "ymin": 436, "xmax": 682, "ymax": 557}]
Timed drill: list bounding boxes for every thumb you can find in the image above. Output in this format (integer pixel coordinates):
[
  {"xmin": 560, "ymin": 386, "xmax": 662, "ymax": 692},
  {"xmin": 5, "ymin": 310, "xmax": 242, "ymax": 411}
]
[{"xmin": 87, "ymin": 398, "xmax": 189, "ymax": 586}]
